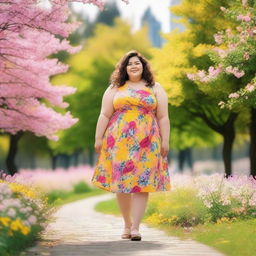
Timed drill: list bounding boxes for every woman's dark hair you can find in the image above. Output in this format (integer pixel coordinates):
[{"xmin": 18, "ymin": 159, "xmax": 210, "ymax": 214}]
[{"xmin": 109, "ymin": 50, "xmax": 155, "ymax": 88}]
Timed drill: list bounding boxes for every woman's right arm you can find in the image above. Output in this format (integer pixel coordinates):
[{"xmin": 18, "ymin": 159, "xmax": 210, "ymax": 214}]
[{"xmin": 94, "ymin": 85, "xmax": 116, "ymax": 154}]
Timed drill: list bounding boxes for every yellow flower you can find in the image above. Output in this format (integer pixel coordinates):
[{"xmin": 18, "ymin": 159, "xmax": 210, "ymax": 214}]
[
  {"xmin": 21, "ymin": 226, "xmax": 30, "ymax": 235},
  {"xmin": 9, "ymin": 182, "xmax": 38, "ymax": 199},
  {"xmin": 10, "ymin": 219, "xmax": 23, "ymax": 231},
  {"xmin": 217, "ymin": 217, "xmax": 231, "ymax": 224},
  {"xmin": 9, "ymin": 218, "xmax": 31, "ymax": 235},
  {"xmin": 0, "ymin": 217, "xmax": 11, "ymax": 227}
]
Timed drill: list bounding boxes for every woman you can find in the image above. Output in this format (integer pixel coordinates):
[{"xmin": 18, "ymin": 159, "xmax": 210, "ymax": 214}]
[{"xmin": 91, "ymin": 50, "xmax": 171, "ymax": 241}]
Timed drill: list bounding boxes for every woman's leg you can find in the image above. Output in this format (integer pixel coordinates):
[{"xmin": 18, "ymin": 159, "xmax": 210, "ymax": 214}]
[
  {"xmin": 131, "ymin": 192, "xmax": 149, "ymax": 230},
  {"xmin": 116, "ymin": 192, "xmax": 132, "ymax": 228}
]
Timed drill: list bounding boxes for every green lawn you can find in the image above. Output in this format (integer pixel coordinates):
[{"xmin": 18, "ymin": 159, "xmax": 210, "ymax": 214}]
[
  {"xmin": 48, "ymin": 187, "xmax": 108, "ymax": 208},
  {"xmin": 95, "ymin": 198, "xmax": 256, "ymax": 256}
]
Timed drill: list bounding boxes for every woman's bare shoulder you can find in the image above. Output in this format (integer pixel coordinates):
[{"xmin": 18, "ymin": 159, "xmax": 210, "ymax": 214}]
[
  {"xmin": 152, "ymin": 81, "xmax": 162, "ymax": 95},
  {"xmin": 105, "ymin": 83, "xmax": 118, "ymax": 94}
]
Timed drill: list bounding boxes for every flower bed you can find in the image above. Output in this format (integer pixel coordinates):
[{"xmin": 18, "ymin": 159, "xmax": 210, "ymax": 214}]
[
  {"xmin": 0, "ymin": 172, "xmax": 55, "ymax": 256},
  {"xmin": 146, "ymin": 173, "xmax": 256, "ymax": 227}
]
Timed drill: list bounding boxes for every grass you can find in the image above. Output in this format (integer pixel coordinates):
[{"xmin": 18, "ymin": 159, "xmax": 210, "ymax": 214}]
[
  {"xmin": 47, "ymin": 187, "xmax": 108, "ymax": 208},
  {"xmin": 95, "ymin": 198, "xmax": 256, "ymax": 256}
]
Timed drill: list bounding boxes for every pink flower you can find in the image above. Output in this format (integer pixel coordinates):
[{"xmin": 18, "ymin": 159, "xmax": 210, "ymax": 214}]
[
  {"xmin": 233, "ymin": 70, "xmax": 245, "ymax": 78},
  {"xmin": 131, "ymin": 185, "xmax": 141, "ymax": 193},
  {"xmin": 123, "ymin": 160, "xmax": 135, "ymax": 174},
  {"xmin": 140, "ymin": 136, "xmax": 151, "ymax": 148},
  {"xmin": 107, "ymin": 135, "xmax": 115, "ymax": 148},
  {"xmin": 237, "ymin": 15, "xmax": 251, "ymax": 22},
  {"xmin": 187, "ymin": 73, "xmax": 196, "ymax": 81},
  {"xmin": 7, "ymin": 208, "xmax": 16, "ymax": 218},
  {"xmin": 245, "ymin": 84, "xmax": 255, "ymax": 92},
  {"xmin": 214, "ymin": 33, "xmax": 223, "ymax": 44},
  {"xmin": 141, "ymin": 108, "xmax": 150, "ymax": 114},
  {"xmin": 112, "ymin": 170, "xmax": 120, "ymax": 181},
  {"xmin": 128, "ymin": 121, "xmax": 136, "ymax": 129},
  {"xmin": 136, "ymin": 90, "xmax": 150, "ymax": 96},
  {"xmin": 220, "ymin": 6, "xmax": 226, "ymax": 12},
  {"xmin": 228, "ymin": 92, "xmax": 240, "ymax": 99},
  {"xmin": 208, "ymin": 66, "xmax": 222, "ymax": 78},
  {"xmin": 28, "ymin": 215, "xmax": 37, "ymax": 225},
  {"xmin": 197, "ymin": 70, "xmax": 206, "ymax": 79},
  {"xmin": 97, "ymin": 176, "xmax": 106, "ymax": 183},
  {"xmin": 225, "ymin": 66, "xmax": 245, "ymax": 78},
  {"xmin": 214, "ymin": 48, "xmax": 228, "ymax": 58}
]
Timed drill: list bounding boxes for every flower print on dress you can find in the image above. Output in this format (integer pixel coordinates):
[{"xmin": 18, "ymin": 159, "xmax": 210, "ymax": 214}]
[
  {"xmin": 136, "ymin": 90, "xmax": 151, "ymax": 96},
  {"xmin": 107, "ymin": 135, "xmax": 115, "ymax": 148},
  {"xmin": 97, "ymin": 176, "xmax": 106, "ymax": 183},
  {"xmin": 131, "ymin": 185, "xmax": 142, "ymax": 193},
  {"xmin": 139, "ymin": 135, "xmax": 151, "ymax": 148},
  {"xmin": 91, "ymin": 82, "xmax": 171, "ymax": 193},
  {"xmin": 121, "ymin": 121, "xmax": 137, "ymax": 138},
  {"xmin": 123, "ymin": 160, "xmax": 135, "ymax": 174}
]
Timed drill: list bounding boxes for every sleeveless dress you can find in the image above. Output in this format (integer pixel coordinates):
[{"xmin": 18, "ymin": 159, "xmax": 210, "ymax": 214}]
[{"xmin": 91, "ymin": 82, "xmax": 171, "ymax": 193}]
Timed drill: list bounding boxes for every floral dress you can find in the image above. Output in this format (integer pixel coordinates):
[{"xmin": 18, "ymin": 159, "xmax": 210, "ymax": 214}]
[{"xmin": 91, "ymin": 82, "xmax": 171, "ymax": 193}]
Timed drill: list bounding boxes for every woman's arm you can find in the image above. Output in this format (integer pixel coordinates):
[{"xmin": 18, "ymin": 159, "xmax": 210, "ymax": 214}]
[
  {"xmin": 94, "ymin": 85, "xmax": 117, "ymax": 153},
  {"xmin": 154, "ymin": 82, "xmax": 170, "ymax": 158}
]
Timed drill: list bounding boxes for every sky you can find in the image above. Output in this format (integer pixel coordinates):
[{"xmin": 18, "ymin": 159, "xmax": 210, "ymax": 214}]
[{"xmin": 72, "ymin": 0, "xmax": 172, "ymax": 33}]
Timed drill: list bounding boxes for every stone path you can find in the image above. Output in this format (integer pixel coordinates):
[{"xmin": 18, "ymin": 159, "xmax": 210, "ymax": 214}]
[{"xmin": 23, "ymin": 193, "xmax": 225, "ymax": 256}]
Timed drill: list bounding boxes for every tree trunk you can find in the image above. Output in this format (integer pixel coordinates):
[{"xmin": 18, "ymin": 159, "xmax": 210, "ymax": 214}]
[
  {"xmin": 178, "ymin": 149, "xmax": 185, "ymax": 172},
  {"xmin": 249, "ymin": 107, "xmax": 256, "ymax": 178},
  {"xmin": 6, "ymin": 131, "xmax": 23, "ymax": 176},
  {"xmin": 222, "ymin": 112, "xmax": 237, "ymax": 178},
  {"xmin": 222, "ymin": 130, "xmax": 235, "ymax": 177},
  {"xmin": 62, "ymin": 154, "xmax": 70, "ymax": 169},
  {"xmin": 51, "ymin": 154, "xmax": 58, "ymax": 170},
  {"xmin": 188, "ymin": 107, "xmax": 238, "ymax": 177},
  {"xmin": 73, "ymin": 149, "xmax": 81, "ymax": 166}
]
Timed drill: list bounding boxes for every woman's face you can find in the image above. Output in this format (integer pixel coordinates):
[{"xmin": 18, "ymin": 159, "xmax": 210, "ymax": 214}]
[{"xmin": 126, "ymin": 56, "xmax": 143, "ymax": 79}]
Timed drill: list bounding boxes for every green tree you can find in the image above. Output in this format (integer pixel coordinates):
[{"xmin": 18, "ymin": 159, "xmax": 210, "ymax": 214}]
[
  {"xmin": 151, "ymin": 0, "xmax": 247, "ymax": 176},
  {"xmin": 187, "ymin": 0, "xmax": 256, "ymax": 176}
]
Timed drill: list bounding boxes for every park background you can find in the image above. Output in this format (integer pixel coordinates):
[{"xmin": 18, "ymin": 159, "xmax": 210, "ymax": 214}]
[
  {"xmin": 0, "ymin": 1, "xmax": 255, "ymax": 256},
  {"xmin": 0, "ymin": 0, "xmax": 253, "ymax": 176}
]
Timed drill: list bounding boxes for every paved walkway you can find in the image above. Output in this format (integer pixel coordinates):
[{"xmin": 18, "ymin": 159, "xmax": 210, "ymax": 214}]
[{"xmin": 23, "ymin": 193, "xmax": 225, "ymax": 256}]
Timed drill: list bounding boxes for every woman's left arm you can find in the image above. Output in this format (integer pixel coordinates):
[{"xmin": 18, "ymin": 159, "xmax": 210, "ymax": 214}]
[{"xmin": 154, "ymin": 82, "xmax": 170, "ymax": 158}]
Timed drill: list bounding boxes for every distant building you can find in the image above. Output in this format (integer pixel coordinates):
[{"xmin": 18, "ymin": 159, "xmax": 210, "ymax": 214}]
[
  {"xmin": 141, "ymin": 7, "xmax": 163, "ymax": 48},
  {"xmin": 170, "ymin": 0, "xmax": 185, "ymax": 32}
]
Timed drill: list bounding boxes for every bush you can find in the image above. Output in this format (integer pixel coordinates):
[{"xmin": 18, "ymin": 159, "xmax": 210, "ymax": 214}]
[
  {"xmin": 145, "ymin": 174, "xmax": 256, "ymax": 228},
  {"xmin": 46, "ymin": 190, "xmax": 70, "ymax": 204},
  {"xmin": 146, "ymin": 188, "xmax": 209, "ymax": 227},
  {"xmin": 0, "ymin": 179, "xmax": 55, "ymax": 256},
  {"xmin": 72, "ymin": 181, "xmax": 92, "ymax": 194}
]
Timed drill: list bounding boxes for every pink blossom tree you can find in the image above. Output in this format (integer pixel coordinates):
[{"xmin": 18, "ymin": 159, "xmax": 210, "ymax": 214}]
[
  {"xmin": 0, "ymin": 0, "xmax": 127, "ymax": 175},
  {"xmin": 187, "ymin": 0, "xmax": 256, "ymax": 177}
]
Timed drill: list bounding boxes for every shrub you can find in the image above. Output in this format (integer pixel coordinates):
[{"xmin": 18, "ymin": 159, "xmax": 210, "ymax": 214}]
[
  {"xmin": 72, "ymin": 181, "xmax": 92, "ymax": 194},
  {"xmin": 0, "ymin": 179, "xmax": 55, "ymax": 256}
]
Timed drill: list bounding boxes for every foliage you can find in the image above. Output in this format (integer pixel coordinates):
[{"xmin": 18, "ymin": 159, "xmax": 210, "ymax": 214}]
[
  {"xmin": 145, "ymin": 173, "xmax": 256, "ymax": 228},
  {"xmin": 0, "ymin": 178, "xmax": 55, "ymax": 256},
  {"xmin": 187, "ymin": 0, "xmax": 256, "ymax": 110},
  {"xmin": 73, "ymin": 181, "xmax": 92, "ymax": 193}
]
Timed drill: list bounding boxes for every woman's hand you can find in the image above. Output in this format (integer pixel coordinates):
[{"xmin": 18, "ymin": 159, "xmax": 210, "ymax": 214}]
[
  {"xmin": 94, "ymin": 138, "xmax": 103, "ymax": 154},
  {"xmin": 161, "ymin": 140, "xmax": 169, "ymax": 158}
]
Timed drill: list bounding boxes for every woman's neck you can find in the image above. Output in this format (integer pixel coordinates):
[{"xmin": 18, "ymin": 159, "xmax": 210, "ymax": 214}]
[{"xmin": 128, "ymin": 76, "xmax": 142, "ymax": 83}]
